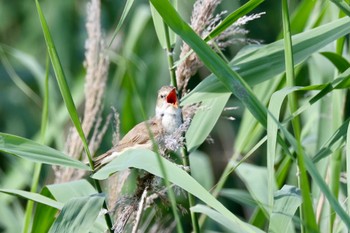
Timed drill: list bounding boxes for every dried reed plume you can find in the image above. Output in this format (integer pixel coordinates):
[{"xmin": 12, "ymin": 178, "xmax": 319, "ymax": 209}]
[
  {"xmin": 176, "ymin": 0, "xmax": 264, "ymax": 92},
  {"xmin": 112, "ymin": 173, "xmax": 154, "ymax": 233},
  {"xmin": 176, "ymin": 0, "xmax": 221, "ymax": 93},
  {"xmin": 54, "ymin": 0, "xmax": 110, "ymax": 183}
]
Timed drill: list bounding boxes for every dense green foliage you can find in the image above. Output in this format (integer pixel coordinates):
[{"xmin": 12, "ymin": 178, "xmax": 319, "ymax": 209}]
[{"xmin": 1, "ymin": 0, "xmax": 350, "ymax": 232}]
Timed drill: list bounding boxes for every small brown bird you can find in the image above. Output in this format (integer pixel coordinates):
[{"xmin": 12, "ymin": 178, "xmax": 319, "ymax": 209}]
[{"xmin": 93, "ymin": 86, "xmax": 182, "ymax": 170}]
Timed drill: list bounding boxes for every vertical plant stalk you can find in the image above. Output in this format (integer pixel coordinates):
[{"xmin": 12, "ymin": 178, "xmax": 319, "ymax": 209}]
[
  {"xmin": 163, "ymin": 21, "xmax": 177, "ymax": 89},
  {"xmin": 281, "ymin": 1, "xmax": 318, "ymax": 232},
  {"xmin": 35, "ymin": 1, "xmax": 113, "ymax": 231},
  {"xmin": 181, "ymin": 145, "xmax": 200, "ymax": 233},
  {"xmin": 163, "ymin": 21, "xmax": 200, "ymax": 233},
  {"xmin": 131, "ymin": 186, "xmax": 149, "ymax": 233},
  {"xmin": 329, "ymin": 7, "xmax": 347, "ymax": 230},
  {"xmin": 22, "ymin": 54, "xmax": 50, "ymax": 233}
]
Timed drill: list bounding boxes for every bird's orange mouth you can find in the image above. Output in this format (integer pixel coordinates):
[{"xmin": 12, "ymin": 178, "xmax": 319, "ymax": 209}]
[{"xmin": 166, "ymin": 88, "xmax": 178, "ymax": 108}]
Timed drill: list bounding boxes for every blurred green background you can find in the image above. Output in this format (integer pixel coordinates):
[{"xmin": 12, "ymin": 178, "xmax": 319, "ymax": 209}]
[{"xmin": 0, "ymin": 0, "xmax": 319, "ymax": 232}]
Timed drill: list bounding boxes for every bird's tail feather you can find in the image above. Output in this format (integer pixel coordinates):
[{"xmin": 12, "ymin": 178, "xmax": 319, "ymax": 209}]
[{"xmin": 92, "ymin": 149, "xmax": 120, "ymax": 171}]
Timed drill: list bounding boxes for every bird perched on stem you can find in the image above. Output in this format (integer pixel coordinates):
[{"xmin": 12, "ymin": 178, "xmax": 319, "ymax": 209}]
[{"xmin": 93, "ymin": 86, "xmax": 182, "ymax": 170}]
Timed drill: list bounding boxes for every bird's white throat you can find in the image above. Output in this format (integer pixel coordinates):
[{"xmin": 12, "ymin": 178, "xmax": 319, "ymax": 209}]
[{"xmin": 156, "ymin": 105, "xmax": 182, "ymax": 134}]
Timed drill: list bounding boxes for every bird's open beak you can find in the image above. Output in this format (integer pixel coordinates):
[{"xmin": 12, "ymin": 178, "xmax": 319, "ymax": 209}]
[{"xmin": 166, "ymin": 88, "xmax": 178, "ymax": 108}]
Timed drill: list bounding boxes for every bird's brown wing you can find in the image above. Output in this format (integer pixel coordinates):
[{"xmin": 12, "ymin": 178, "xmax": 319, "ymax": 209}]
[
  {"xmin": 93, "ymin": 118, "xmax": 162, "ymax": 170},
  {"xmin": 116, "ymin": 119, "xmax": 155, "ymax": 151}
]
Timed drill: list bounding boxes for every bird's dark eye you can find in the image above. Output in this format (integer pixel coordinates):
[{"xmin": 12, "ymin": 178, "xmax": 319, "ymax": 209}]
[
  {"xmin": 160, "ymin": 113, "xmax": 164, "ymax": 117},
  {"xmin": 160, "ymin": 94, "xmax": 165, "ymax": 99}
]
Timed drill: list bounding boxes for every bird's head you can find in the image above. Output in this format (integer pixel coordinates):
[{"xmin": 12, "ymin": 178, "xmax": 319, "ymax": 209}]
[{"xmin": 155, "ymin": 86, "xmax": 179, "ymax": 118}]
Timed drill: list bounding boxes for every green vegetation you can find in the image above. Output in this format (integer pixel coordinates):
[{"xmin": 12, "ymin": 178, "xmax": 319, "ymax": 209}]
[{"xmin": 1, "ymin": 0, "xmax": 350, "ymax": 232}]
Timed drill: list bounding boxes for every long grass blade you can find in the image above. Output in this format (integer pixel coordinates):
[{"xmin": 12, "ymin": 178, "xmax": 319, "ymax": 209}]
[
  {"xmin": 0, "ymin": 47, "xmax": 41, "ymax": 106},
  {"xmin": 150, "ymin": 2, "xmax": 176, "ymax": 49},
  {"xmin": 35, "ymin": 2, "xmax": 113, "ymax": 230},
  {"xmin": 191, "ymin": 204, "xmax": 251, "ymax": 232},
  {"xmin": 0, "ymin": 133, "xmax": 90, "ymax": 170},
  {"xmin": 182, "ymin": 16, "xmax": 350, "ymax": 101},
  {"xmin": 35, "ymin": 0, "xmax": 93, "ymax": 166},
  {"xmin": 268, "ymin": 185, "xmax": 302, "ymax": 233},
  {"xmin": 48, "ymin": 194, "xmax": 105, "ymax": 233},
  {"xmin": 281, "ymin": 1, "xmax": 318, "ymax": 231},
  {"xmin": 108, "ymin": 0, "xmax": 135, "ymax": 47},
  {"xmin": 0, "ymin": 189, "xmax": 63, "ymax": 210},
  {"xmin": 330, "ymin": 0, "xmax": 350, "ymax": 16},
  {"xmin": 204, "ymin": 0, "xmax": 264, "ymax": 41},
  {"xmin": 31, "ymin": 180, "xmax": 100, "ymax": 232}
]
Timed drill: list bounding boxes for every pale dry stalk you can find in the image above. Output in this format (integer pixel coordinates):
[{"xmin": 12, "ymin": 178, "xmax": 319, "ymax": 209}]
[
  {"xmin": 54, "ymin": 0, "xmax": 110, "ymax": 183},
  {"xmin": 176, "ymin": 0, "xmax": 221, "ymax": 92},
  {"xmin": 131, "ymin": 186, "xmax": 149, "ymax": 233}
]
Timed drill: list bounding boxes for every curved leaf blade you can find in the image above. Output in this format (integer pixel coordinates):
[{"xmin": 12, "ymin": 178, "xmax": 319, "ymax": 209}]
[
  {"xmin": 183, "ymin": 16, "xmax": 350, "ymax": 103},
  {"xmin": 269, "ymin": 185, "xmax": 302, "ymax": 233},
  {"xmin": 191, "ymin": 204, "xmax": 248, "ymax": 232},
  {"xmin": 0, "ymin": 133, "xmax": 90, "ymax": 170},
  {"xmin": 320, "ymin": 51, "xmax": 350, "ymax": 73},
  {"xmin": 93, "ymin": 149, "xmax": 263, "ymax": 233},
  {"xmin": 32, "ymin": 180, "xmax": 102, "ymax": 233},
  {"xmin": 150, "ymin": 1, "xmax": 177, "ymax": 48},
  {"xmin": 48, "ymin": 194, "xmax": 105, "ymax": 233},
  {"xmin": 0, "ymin": 188, "xmax": 63, "ymax": 210},
  {"xmin": 204, "ymin": 0, "xmax": 264, "ymax": 41},
  {"xmin": 31, "ymin": 188, "xmax": 58, "ymax": 233},
  {"xmin": 186, "ymin": 93, "xmax": 230, "ymax": 152},
  {"xmin": 46, "ymin": 179, "xmax": 97, "ymax": 203},
  {"xmin": 108, "ymin": 0, "xmax": 135, "ymax": 47},
  {"xmin": 330, "ymin": 0, "xmax": 350, "ymax": 16},
  {"xmin": 35, "ymin": 0, "xmax": 92, "ymax": 165},
  {"xmin": 235, "ymin": 162, "xmax": 274, "ymax": 215},
  {"xmin": 220, "ymin": 189, "xmax": 256, "ymax": 207}
]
